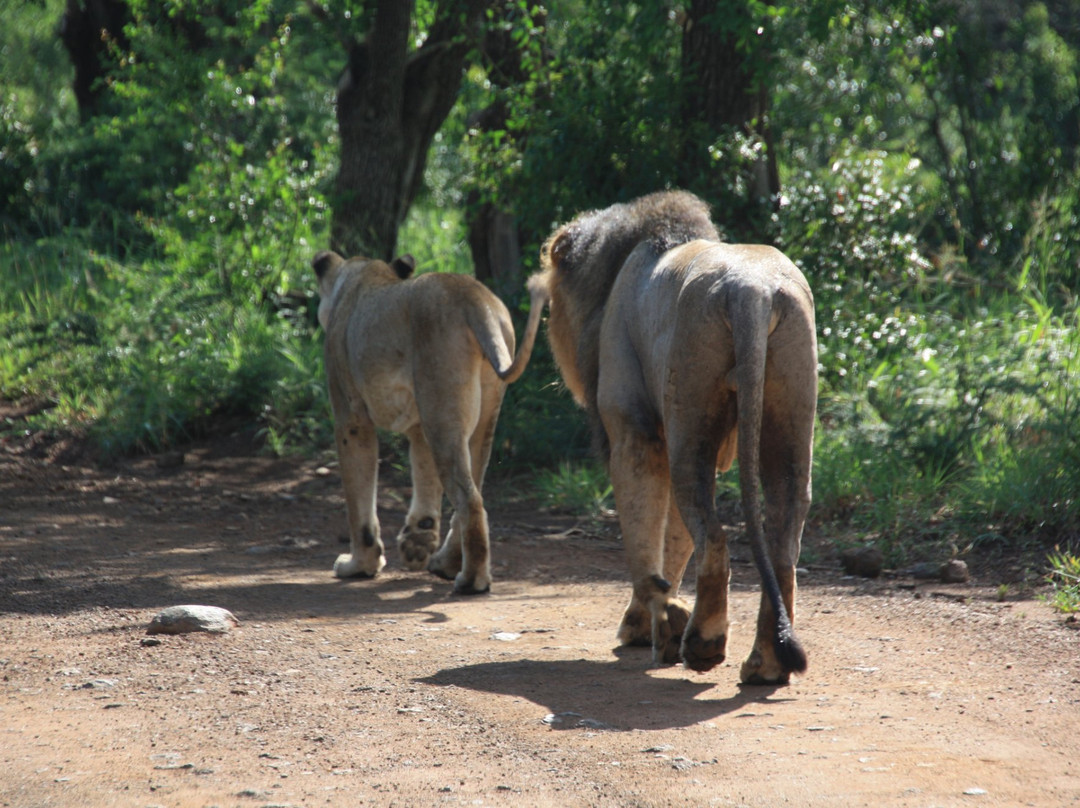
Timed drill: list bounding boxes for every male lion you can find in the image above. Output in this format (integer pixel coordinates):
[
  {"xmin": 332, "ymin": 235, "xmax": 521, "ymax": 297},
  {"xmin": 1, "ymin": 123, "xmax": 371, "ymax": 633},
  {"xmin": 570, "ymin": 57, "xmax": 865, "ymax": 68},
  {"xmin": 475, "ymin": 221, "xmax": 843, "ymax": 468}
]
[
  {"xmin": 530, "ymin": 191, "xmax": 817, "ymax": 683},
  {"xmin": 313, "ymin": 250, "xmax": 544, "ymax": 594}
]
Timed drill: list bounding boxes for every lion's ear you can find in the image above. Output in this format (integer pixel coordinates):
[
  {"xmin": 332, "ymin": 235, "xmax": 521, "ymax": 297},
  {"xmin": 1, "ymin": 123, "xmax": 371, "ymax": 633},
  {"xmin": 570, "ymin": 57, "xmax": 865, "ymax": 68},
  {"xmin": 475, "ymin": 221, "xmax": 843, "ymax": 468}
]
[
  {"xmin": 548, "ymin": 230, "xmax": 573, "ymax": 271},
  {"xmin": 312, "ymin": 250, "xmax": 344, "ymax": 279},
  {"xmin": 391, "ymin": 254, "xmax": 416, "ymax": 279}
]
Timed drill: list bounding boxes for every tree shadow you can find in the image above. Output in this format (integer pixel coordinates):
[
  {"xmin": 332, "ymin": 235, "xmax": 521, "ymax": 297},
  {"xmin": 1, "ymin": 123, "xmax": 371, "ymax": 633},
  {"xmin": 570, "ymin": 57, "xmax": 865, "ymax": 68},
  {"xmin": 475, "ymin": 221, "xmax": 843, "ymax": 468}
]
[{"xmin": 416, "ymin": 656, "xmax": 795, "ymax": 731}]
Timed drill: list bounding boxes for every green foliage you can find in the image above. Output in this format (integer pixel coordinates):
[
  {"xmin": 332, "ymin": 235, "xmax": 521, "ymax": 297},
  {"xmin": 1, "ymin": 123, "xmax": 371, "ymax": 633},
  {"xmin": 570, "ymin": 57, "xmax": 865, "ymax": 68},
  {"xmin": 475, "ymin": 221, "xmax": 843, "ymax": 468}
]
[
  {"xmin": 534, "ymin": 461, "xmax": 613, "ymax": 517},
  {"xmin": 1041, "ymin": 549, "xmax": 1080, "ymax": 614},
  {"xmin": 396, "ymin": 203, "xmax": 473, "ymax": 276},
  {"xmin": 493, "ymin": 328, "xmax": 592, "ymax": 467},
  {"xmin": 3, "ymin": 0, "xmax": 1080, "ymax": 578},
  {"xmin": 462, "ymin": 0, "xmax": 686, "ymax": 236},
  {"xmin": 1, "ymin": 0, "xmax": 337, "ymax": 458},
  {"xmin": 775, "ymin": 1, "xmax": 1080, "ymax": 294}
]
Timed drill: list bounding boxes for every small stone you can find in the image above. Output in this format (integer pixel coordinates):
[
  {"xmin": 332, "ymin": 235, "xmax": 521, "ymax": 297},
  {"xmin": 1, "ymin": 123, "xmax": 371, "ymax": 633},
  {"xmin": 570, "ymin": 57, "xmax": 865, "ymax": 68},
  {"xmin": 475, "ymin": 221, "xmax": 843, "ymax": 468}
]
[
  {"xmin": 155, "ymin": 451, "xmax": 185, "ymax": 469},
  {"xmin": 841, "ymin": 546, "xmax": 883, "ymax": 578},
  {"xmin": 940, "ymin": 559, "xmax": 970, "ymax": 583},
  {"xmin": 906, "ymin": 561, "xmax": 941, "ymax": 580},
  {"xmin": 82, "ymin": 678, "xmax": 118, "ymax": 689},
  {"xmin": 147, "ymin": 605, "xmax": 238, "ymax": 635},
  {"xmin": 542, "ymin": 711, "xmax": 582, "ymax": 727}
]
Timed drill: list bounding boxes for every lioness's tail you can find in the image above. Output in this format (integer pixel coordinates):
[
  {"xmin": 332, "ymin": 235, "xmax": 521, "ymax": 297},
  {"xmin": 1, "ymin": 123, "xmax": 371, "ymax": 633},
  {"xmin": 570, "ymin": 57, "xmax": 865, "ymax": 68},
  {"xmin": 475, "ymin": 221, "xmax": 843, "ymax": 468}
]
[
  {"xmin": 731, "ymin": 294, "xmax": 808, "ymax": 675},
  {"xmin": 475, "ymin": 276, "xmax": 549, "ymax": 385}
]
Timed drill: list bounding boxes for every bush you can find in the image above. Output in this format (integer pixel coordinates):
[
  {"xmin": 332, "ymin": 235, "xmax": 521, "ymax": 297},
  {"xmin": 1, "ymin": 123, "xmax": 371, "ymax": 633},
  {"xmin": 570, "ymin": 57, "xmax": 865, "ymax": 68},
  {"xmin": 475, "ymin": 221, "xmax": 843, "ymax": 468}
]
[{"xmin": 1042, "ymin": 549, "xmax": 1080, "ymax": 614}]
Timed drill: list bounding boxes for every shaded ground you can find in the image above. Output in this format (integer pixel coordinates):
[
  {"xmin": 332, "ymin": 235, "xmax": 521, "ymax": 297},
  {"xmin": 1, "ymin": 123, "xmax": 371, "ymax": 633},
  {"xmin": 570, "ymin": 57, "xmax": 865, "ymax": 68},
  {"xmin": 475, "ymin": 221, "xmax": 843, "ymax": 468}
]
[{"xmin": 1, "ymin": 427, "xmax": 1078, "ymax": 807}]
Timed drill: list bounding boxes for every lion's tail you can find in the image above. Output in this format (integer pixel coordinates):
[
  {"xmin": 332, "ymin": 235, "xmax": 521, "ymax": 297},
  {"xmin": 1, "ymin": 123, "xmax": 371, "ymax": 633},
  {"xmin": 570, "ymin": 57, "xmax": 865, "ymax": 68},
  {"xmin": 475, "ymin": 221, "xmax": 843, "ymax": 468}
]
[
  {"xmin": 469, "ymin": 277, "xmax": 549, "ymax": 385},
  {"xmin": 731, "ymin": 293, "xmax": 808, "ymax": 675}
]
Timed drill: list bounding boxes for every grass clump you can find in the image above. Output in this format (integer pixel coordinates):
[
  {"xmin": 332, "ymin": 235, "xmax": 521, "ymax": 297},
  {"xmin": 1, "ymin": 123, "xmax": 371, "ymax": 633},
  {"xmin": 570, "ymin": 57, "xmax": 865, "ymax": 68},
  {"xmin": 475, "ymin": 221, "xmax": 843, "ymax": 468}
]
[
  {"xmin": 535, "ymin": 461, "xmax": 613, "ymax": 518},
  {"xmin": 1042, "ymin": 549, "xmax": 1080, "ymax": 614}
]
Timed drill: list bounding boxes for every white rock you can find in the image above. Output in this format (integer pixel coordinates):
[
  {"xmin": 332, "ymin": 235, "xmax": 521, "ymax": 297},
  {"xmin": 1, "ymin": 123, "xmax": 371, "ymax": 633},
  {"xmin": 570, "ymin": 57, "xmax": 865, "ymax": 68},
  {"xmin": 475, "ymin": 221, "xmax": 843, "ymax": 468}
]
[{"xmin": 147, "ymin": 605, "xmax": 238, "ymax": 635}]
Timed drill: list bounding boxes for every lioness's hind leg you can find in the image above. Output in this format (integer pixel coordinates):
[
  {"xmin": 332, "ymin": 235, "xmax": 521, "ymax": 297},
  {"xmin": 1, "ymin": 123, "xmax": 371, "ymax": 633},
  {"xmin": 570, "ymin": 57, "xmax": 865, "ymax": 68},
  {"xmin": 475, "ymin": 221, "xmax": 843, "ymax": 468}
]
[
  {"xmin": 425, "ymin": 437, "xmax": 490, "ymax": 593},
  {"xmin": 397, "ymin": 425, "xmax": 443, "ymax": 571},
  {"xmin": 332, "ymin": 411, "xmax": 385, "ymax": 579},
  {"xmin": 426, "ymin": 372, "xmax": 503, "ymax": 593}
]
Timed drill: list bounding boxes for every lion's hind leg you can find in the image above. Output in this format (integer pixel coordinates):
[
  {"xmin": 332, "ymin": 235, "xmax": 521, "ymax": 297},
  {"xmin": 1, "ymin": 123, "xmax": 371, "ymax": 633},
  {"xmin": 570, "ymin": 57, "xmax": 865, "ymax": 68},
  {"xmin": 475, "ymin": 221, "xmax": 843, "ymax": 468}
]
[
  {"xmin": 667, "ymin": 398, "xmax": 737, "ymax": 674},
  {"xmin": 617, "ymin": 495, "xmax": 693, "ymax": 656},
  {"xmin": 396, "ymin": 425, "xmax": 444, "ymax": 571},
  {"xmin": 605, "ymin": 420, "xmax": 686, "ymax": 665},
  {"xmin": 739, "ymin": 345, "xmax": 815, "ymax": 685}
]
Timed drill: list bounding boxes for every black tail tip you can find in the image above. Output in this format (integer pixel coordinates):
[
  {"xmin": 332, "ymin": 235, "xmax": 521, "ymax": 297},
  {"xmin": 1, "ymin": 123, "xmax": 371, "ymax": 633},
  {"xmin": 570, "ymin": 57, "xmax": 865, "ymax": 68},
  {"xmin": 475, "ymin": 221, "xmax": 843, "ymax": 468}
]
[{"xmin": 775, "ymin": 621, "xmax": 808, "ymax": 674}]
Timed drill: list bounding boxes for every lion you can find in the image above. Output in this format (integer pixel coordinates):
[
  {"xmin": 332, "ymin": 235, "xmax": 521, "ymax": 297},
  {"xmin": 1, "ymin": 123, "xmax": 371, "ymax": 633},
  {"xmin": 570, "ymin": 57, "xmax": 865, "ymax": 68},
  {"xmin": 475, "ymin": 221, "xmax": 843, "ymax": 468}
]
[
  {"xmin": 313, "ymin": 249, "xmax": 545, "ymax": 594},
  {"xmin": 529, "ymin": 191, "xmax": 818, "ymax": 683}
]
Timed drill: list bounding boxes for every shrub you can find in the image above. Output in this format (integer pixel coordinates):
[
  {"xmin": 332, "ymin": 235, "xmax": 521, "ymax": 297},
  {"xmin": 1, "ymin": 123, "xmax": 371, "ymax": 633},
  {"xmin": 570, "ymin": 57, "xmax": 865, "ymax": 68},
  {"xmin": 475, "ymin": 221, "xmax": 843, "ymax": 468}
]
[{"xmin": 1042, "ymin": 549, "xmax": 1080, "ymax": 614}]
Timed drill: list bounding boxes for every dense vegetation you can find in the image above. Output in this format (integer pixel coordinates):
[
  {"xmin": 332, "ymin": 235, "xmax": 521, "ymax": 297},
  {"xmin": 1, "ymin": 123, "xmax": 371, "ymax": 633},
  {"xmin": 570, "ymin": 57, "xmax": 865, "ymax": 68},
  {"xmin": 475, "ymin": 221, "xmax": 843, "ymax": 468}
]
[{"xmin": 2, "ymin": 1, "xmax": 1077, "ymax": 590}]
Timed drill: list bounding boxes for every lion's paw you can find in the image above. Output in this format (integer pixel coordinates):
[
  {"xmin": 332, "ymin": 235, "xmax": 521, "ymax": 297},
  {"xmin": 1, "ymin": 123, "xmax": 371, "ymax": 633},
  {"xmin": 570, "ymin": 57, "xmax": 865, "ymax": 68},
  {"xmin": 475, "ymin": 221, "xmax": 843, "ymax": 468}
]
[
  {"xmin": 333, "ymin": 552, "xmax": 385, "ymax": 579},
  {"xmin": 397, "ymin": 528, "xmax": 440, "ymax": 572},
  {"xmin": 738, "ymin": 649, "xmax": 791, "ymax": 686},
  {"xmin": 652, "ymin": 599, "xmax": 691, "ymax": 666},
  {"xmin": 681, "ymin": 627, "xmax": 727, "ymax": 673}
]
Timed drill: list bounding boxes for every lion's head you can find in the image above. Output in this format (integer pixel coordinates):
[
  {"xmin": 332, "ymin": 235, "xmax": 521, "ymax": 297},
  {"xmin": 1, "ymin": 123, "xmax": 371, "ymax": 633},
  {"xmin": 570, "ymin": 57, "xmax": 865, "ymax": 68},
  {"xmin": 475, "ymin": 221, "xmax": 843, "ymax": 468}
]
[{"xmin": 533, "ymin": 190, "xmax": 719, "ymax": 409}]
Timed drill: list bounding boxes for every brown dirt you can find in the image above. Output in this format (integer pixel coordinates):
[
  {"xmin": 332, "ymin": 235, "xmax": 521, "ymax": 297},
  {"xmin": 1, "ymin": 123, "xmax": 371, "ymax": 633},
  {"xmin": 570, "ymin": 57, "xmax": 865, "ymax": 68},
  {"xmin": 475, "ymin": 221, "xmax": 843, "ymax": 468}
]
[{"xmin": 1, "ymin": 428, "xmax": 1078, "ymax": 808}]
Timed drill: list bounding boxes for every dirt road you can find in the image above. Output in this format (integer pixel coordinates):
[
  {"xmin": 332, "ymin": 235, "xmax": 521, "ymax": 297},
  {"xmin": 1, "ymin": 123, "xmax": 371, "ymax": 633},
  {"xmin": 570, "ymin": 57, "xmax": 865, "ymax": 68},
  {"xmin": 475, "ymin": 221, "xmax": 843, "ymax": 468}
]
[{"xmin": 1, "ymin": 439, "xmax": 1077, "ymax": 807}]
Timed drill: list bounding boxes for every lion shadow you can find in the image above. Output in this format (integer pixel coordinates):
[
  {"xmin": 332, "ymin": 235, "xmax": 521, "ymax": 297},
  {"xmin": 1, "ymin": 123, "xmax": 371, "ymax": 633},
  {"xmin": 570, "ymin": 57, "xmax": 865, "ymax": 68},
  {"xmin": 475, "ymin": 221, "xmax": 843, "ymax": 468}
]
[{"xmin": 415, "ymin": 655, "xmax": 794, "ymax": 731}]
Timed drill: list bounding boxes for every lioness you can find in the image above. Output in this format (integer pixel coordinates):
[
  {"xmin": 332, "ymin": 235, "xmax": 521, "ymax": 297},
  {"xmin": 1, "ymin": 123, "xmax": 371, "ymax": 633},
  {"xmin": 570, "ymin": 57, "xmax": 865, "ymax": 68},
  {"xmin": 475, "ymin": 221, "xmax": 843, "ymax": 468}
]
[
  {"xmin": 530, "ymin": 191, "xmax": 818, "ymax": 683},
  {"xmin": 313, "ymin": 250, "xmax": 544, "ymax": 593}
]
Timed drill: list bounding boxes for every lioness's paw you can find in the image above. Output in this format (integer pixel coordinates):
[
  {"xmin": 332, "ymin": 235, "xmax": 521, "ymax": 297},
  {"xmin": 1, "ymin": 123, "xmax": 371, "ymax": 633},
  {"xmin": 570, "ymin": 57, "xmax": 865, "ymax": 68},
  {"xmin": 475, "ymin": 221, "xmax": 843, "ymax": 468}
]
[
  {"xmin": 427, "ymin": 550, "xmax": 462, "ymax": 581},
  {"xmin": 397, "ymin": 528, "xmax": 440, "ymax": 572},
  {"xmin": 617, "ymin": 602, "xmax": 653, "ymax": 647},
  {"xmin": 333, "ymin": 552, "xmax": 385, "ymax": 579},
  {"xmin": 666, "ymin": 599, "xmax": 691, "ymax": 637},
  {"xmin": 452, "ymin": 570, "xmax": 491, "ymax": 595}
]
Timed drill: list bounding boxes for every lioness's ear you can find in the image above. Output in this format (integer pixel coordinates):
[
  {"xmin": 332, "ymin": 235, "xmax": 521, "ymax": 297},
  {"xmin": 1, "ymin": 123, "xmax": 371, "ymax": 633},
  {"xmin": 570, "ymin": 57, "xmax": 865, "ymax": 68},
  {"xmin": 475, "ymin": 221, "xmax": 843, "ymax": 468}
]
[
  {"xmin": 312, "ymin": 250, "xmax": 344, "ymax": 279},
  {"xmin": 391, "ymin": 254, "xmax": 416, "ymax": 279}
]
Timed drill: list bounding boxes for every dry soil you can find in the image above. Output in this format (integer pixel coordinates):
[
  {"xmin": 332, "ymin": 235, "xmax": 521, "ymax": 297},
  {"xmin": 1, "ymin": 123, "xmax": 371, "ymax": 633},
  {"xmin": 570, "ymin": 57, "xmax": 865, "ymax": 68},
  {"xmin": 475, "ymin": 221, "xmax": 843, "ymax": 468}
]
[{"xmin": 1, "ymin": 430, "xmax": 1078, "ymax": 808}]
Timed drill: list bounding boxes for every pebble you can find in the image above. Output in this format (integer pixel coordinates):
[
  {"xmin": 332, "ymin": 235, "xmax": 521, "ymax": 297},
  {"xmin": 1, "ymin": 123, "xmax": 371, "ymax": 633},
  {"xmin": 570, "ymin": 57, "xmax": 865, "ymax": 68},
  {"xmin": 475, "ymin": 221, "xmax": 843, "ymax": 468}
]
[
  {"xmin": 155, "ymin": 451, "xmax": 185, "ymax": 469},
  {"xmin": 940, "ymin": 559, "xmax": 970, "ymax": 583},
  {"xmin": 841, "ymin": 546, "xmax": 883, "ymax": 578},
  {"xmin": 905, "ymin": 559, "xmax": 970, "ymax": 583},
  {"xmin": 147, "ymin": 605, "xmax": 239, "ymax": 635}
]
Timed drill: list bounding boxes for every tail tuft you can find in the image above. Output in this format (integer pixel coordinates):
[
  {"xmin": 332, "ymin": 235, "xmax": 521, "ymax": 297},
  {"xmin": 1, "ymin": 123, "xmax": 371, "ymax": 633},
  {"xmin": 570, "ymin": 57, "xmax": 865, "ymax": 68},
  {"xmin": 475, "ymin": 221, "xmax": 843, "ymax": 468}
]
[{"xmin": 774, "ymin": 617, "xmax": 808, "ymax": 673}]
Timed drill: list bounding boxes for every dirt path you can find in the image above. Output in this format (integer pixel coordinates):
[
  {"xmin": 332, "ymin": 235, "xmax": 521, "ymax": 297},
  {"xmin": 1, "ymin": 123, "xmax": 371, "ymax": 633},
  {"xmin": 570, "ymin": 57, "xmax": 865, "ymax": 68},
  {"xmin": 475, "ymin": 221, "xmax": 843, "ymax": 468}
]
[{"xmin": 1, "ymin": 440, "xmax": 1077, "ymax": 807}]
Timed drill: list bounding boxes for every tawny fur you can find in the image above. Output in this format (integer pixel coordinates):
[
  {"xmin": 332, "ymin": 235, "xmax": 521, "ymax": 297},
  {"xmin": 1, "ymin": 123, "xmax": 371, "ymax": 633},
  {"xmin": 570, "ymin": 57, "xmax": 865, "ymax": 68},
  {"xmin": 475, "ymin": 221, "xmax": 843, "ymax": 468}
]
[
  {"xmin": 530, "ymin": 191, "xmax": 817, "ymax": 683},
  {"xmin": 313, "ymin": 250, "xmax": 545, "ymax": 594}
]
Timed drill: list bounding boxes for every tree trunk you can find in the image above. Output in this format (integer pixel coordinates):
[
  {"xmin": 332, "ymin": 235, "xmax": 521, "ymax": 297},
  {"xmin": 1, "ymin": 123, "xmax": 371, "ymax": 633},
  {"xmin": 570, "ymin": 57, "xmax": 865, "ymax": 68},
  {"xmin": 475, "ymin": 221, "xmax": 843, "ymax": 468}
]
[
  {"xmin": 59, "ymin": 0, "xmax": 130, "ymax": 121},
  {"xmin": 468, "ymin": 202, "xmax": 521, "ymax": 294},
  {"xmin": 331, "ymin": 0, "xmax": 488, "ymax": 261},
  {"xmin": 465, "ymin": 2, "xmax": 546, "ymax": 292},
  {"xmin": 680, "ymin": 0, "xmax": 779, "ymax": 239}
]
